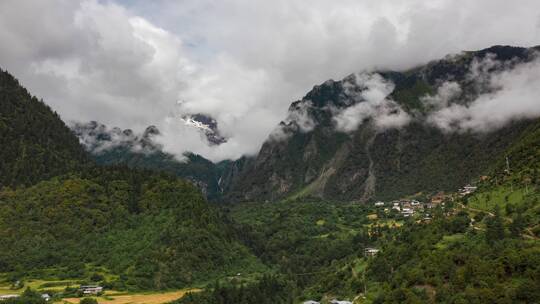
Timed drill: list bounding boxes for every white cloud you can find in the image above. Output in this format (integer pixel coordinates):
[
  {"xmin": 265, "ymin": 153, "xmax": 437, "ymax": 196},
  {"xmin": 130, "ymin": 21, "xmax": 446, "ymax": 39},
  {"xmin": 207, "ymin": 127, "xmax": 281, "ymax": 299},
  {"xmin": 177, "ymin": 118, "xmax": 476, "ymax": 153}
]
[
  {"xmin": 1, "ymin": 0, "xmax": 540, "ymax": 161},
  {"xmin": 265, "ymin": 100, "xmax": 317, "ymax": 142},
  {"xmin": 426, "ymin": 55, "xmax": 540, "ymax": 132},
  {"xmin": 333, "ymin": 73, "xmax": 410, "ymax": 132},
  {"xmin": 421, "ymin": 81, "xmax": 462, "ymax": 110}
]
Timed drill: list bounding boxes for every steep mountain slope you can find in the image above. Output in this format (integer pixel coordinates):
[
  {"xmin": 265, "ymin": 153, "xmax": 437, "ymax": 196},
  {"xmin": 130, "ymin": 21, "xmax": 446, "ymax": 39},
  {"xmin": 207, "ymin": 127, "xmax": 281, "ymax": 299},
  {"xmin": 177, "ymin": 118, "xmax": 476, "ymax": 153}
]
[
  {"xmin": 0, "ymin": 69, "xmax": 88, "ymax": 188},
  {"xmin": 180, "ymin": 113, "xmax": 227, "ymax": 145},
  {"xmin": 226, "ymin": 45, "xmax": 540, "ymax": 202}
]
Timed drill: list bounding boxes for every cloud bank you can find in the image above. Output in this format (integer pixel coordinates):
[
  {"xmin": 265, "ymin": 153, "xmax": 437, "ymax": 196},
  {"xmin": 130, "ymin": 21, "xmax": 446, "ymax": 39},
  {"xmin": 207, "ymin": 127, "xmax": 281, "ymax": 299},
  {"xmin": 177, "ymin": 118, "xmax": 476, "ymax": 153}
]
[
  {"xmin": 1, "ymin": 0, "xmax": 540, "ymax": 161},
  {"xmin": 333, "ymin": 73, "xmax": 411, "ymax": 132},
  {"xmin": 425, "ymin": 55, "xmax": 540, "ymax": 132}
]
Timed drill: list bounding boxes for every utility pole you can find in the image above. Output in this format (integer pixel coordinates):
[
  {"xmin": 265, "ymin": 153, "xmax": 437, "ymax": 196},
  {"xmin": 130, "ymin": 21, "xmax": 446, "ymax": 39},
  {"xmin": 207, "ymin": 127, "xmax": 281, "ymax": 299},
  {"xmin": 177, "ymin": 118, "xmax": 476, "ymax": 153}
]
[
  {"xmin": 506, "ymin": 156, "xmax": 514, "ymax": 192},
  {"xmin": 363, "ymin": 268, "xmax": 367, "ymax": 297}
]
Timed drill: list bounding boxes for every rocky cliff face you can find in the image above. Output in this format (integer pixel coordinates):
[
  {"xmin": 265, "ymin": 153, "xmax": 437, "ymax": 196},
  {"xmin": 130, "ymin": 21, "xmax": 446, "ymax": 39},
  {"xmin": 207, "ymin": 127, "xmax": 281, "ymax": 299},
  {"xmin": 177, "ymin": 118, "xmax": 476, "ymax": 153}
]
[{"xmin": 225, "ymin": 45, "xmax": 540, "ymax": 202}]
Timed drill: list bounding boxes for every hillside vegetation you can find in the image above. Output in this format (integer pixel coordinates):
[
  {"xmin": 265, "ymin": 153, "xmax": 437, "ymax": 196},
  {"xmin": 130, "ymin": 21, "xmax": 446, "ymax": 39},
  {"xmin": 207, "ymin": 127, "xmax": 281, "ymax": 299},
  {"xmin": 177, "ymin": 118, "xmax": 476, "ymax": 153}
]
[
  {"xmin": 0, "ymin": 168, "xmax": 263, "ymax": 290},
  {"xmin": 0, "ymin": 69, "xmax": 87, "ymax": 188}
]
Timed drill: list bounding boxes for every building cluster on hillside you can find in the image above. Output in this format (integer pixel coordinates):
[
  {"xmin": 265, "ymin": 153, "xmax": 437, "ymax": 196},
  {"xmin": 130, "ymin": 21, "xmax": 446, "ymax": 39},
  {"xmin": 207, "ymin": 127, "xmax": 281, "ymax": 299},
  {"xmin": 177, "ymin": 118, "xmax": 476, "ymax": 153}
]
[
  {"xmin": 0, "ymin": 286, "xmax": 103, "ymax": 302},
  {"xmin": 374, "ymin": 199, "xmax": 427, "ymax": 218}
]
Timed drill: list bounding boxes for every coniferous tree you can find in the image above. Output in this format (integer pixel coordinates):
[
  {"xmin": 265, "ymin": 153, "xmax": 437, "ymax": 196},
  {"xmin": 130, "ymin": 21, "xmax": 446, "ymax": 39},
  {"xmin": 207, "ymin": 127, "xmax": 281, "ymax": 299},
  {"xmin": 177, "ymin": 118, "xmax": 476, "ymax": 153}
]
[
  {"xmin": 509, "ymin": 212, "xmax": 525, "ymax": 238},
  {"xmin": 486, "ymin": 205, "xmax": 505, "ymax": 244}
]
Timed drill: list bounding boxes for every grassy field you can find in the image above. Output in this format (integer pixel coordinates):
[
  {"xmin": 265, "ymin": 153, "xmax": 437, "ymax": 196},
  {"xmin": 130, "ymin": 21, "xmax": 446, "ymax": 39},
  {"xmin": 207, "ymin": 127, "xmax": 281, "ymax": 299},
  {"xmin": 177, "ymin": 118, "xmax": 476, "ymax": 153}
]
[
  {"xmin": 434, "ymin": 234, "xmax": 465, "ymax": 250},
  {"xmin": 365, "ymin": 219, "xmax": 403, "ymax": 229},
  {"xmin": 0, "ymin": 278, "xmax": 76, "ymax": 295},
  {"xmin": 0, "ymin": 273, "xmax": 199, "ymax": 303},
  {"xmin": 62, "ymin": 289, "xmax": 199, "ymax": 304},
  {"xmin": 467, "ymin": 186, "xmax": 529, "ymax": 215}
]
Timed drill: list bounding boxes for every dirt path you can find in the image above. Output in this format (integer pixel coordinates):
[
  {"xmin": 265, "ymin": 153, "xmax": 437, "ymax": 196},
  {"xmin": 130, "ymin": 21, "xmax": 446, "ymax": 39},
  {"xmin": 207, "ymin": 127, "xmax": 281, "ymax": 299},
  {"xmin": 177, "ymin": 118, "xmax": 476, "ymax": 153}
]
[{"xmin": 459, "ymin": 203, "xmax": 539, "ymax": 240}]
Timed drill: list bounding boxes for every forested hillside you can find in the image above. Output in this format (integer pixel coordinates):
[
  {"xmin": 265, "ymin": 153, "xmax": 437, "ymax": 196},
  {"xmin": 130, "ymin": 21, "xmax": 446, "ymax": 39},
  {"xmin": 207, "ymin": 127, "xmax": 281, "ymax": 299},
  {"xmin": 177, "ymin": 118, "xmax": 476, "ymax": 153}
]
[
  {"xmin": 0, "ymin": 71, "xmax": 263, "ymax": 292},
  {"xmin": 0, "ymin": 166, "xmax": 263, "ymax": 290},
  {"xmin": 0, "ymin": 69, "xmax": 88, "ymax": 188}
]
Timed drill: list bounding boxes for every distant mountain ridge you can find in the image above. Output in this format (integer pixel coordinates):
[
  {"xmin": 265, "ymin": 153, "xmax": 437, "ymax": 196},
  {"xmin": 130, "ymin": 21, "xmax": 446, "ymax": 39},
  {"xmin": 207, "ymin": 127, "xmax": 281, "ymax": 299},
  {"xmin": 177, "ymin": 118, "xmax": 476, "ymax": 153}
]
[
  {"xmin": 180, "ymin": 113, "xmax": 227, "ymax": 145},
  {"xmin": 71, "ymin": 121, "xmax": 239, "ymax": 200},
  {"xmin": 70, "ymin": 45, "xmax": 540, "ymax": 203},
  {"xmin": 225, "ymin": 45, "xmax": 540, "ymax": 202}
]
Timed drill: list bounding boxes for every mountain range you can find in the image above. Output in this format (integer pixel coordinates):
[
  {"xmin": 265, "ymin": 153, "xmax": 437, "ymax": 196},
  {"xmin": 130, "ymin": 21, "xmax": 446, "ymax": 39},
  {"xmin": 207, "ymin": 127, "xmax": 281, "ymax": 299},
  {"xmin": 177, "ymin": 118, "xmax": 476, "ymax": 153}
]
[{"xmin": 72, "ymin": 45, "xmax": 540, "ymax": 203}]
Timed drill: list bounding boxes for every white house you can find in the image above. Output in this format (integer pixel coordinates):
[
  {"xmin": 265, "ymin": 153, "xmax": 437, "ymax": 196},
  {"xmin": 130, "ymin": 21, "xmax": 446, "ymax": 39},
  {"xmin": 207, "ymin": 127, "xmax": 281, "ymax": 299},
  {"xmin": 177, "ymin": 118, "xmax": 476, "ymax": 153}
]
[
  {"xmin": 365, "ymin": 247, "xmax": 379, "ymax": 257},
  {"xmin": 80, "ymin": 285, "xmax": 103, "ymax": 295},
  {"xmin": 459, "ymin": 185, "xmax": 478, "ymax": 196},
  {"xmin": 331, "ymin": 299, "xmax": 353, "ymax": 304},
  {"xmin": 401, "ymin": 208, "xmax": 414, "ymax": 217}
]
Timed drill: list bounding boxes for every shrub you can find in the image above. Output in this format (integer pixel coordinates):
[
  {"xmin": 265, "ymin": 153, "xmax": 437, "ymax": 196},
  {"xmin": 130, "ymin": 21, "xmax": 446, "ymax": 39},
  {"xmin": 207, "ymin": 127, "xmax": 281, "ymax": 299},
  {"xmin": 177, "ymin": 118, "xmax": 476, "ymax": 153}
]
[{"xmin": 80, "ymin": 298, "xmax": 98, "ymax": 304}]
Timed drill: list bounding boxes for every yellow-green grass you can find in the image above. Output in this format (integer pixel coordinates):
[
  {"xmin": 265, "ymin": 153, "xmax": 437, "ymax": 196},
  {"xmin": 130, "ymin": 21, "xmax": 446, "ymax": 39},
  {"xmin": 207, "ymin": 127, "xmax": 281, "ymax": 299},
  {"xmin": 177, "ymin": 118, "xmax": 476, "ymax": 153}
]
[
  {"xmin": 365, "ymin": 219, "xmax": 403, "ymax": 229},
  {"xmin": 367, "ymin": 214, "xmax": 378, "ymax": 220},
  {"xmin": 434, "ymin": 234, "xmax": 465, "ymax": 250},
  {"xmin": 0, "ymin": 278, "xmax": 76, "ymax": 295}
]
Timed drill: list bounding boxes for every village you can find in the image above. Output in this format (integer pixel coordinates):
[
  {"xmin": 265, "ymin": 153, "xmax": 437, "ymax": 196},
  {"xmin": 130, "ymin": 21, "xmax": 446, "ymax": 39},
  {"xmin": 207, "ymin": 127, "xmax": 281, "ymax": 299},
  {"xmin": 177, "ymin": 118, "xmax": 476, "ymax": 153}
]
[
  {"xmin": 300, "ymin": 184, "xmax": 481, "ymax": 304},
  {"xmin": 0, "ymin": 285, "xmax": 103, "ymax": 302},
  {"xmin": 371, "ymin": 183, "xmax": 479, "ymax": 220}
]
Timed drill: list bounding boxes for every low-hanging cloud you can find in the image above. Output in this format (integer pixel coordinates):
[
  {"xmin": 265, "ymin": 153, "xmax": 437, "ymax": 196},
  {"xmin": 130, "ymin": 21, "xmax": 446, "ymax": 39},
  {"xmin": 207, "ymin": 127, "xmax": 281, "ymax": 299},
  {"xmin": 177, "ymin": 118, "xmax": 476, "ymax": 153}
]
[
  {"xmin": 267, "ymin": 100, "xmax": 317, "ymax": 141},
  {"xmin": 1, "ymin": 0, "xmax": 540, "ymax": 161},
  {"xmin": 425, "ymin": 55, "xmax": 540, "ymax": 132},
  {"xmin": 333, "ymin": 73, "xmax": 411, "ymax": 132},
  {"xmin": 72, "ymin": 121, "xmax": 159, "ymax": 154}
]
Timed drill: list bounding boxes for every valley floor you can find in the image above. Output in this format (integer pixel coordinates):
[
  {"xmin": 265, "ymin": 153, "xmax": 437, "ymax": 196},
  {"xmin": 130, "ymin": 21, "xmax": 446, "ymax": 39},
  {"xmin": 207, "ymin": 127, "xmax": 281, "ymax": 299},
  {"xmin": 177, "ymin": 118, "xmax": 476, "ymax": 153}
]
[
  {"xmin": 62, "ymin": 289, "xmax": 199, "ymax": 304},
  {"xmin": 2, "ymin": 183, "xmax": 538, "ymax": 304}
]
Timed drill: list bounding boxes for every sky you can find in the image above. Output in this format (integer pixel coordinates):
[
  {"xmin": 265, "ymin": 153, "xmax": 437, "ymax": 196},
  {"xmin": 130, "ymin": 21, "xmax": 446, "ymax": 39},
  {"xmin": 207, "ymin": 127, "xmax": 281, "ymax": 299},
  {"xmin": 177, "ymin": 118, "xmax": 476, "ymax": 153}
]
[{"xmin": 1, "ymin": 0, "xmax": 539, "ymax": 161}]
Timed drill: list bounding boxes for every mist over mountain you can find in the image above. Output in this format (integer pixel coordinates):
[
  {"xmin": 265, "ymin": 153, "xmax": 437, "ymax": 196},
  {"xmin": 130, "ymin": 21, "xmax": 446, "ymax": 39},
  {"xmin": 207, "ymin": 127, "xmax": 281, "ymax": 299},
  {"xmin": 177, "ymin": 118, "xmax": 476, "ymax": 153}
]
[
  {"xmin": 70, "ymin": 45, "xmax": 540, "ymax": 205},
  {"xmin": 226, "ymin": 45, "xmax": 540, "ymax": 202},
  {"xmin": 71, "ymin": 120, "xmax": 237, "ymax": 200}
]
